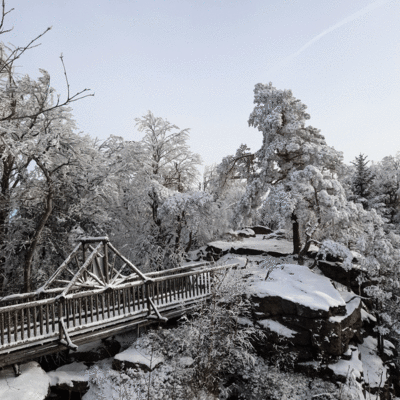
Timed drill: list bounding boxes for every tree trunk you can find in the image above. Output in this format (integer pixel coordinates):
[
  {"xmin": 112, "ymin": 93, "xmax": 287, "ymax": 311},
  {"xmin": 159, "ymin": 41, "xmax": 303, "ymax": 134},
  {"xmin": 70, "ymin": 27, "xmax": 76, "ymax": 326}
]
[
  {"xmin": 23, "ymin": 159, "xmax": 54, "ymax": 293},
  {"xmin": 291, "ymin": 213, "xmax": 301, "ymax": 255},
  {"xmin": 23, "ymin": 186, "xmax": 53, "ymax": 293}
]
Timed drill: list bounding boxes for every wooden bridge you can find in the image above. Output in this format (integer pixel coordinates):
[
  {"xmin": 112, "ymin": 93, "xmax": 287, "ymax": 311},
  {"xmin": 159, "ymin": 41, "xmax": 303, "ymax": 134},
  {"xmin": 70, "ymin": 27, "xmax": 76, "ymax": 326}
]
[{"xmin": 0, "ymin": 237, "xmax": 235, "ymax": 370}]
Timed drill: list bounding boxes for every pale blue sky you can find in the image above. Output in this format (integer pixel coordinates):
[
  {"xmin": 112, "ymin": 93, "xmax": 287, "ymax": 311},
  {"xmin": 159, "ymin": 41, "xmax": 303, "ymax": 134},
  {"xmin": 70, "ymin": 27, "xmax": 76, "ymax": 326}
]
[{"xmin": 8, "ymin": 0, "xmax": 400, "ymax": 167}]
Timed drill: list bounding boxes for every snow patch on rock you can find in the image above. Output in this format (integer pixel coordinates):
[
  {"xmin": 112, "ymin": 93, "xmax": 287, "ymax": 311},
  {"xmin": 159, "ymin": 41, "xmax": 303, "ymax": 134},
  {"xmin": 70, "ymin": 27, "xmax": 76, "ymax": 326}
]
[
  {"xmin": 248, "ymin": 263, "xmax": 346, "ymax": 312},
  {"xmin": 258, "ymin": 319, "xmax": 296, "ymax": 338}
]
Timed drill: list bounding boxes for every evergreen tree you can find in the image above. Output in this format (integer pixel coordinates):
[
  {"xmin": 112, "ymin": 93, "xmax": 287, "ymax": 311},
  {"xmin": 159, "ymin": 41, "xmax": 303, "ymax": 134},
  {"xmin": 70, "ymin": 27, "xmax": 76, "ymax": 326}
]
[{"xmin": 350, "ymin": 153, "xmax": 374, "ymax": 209}]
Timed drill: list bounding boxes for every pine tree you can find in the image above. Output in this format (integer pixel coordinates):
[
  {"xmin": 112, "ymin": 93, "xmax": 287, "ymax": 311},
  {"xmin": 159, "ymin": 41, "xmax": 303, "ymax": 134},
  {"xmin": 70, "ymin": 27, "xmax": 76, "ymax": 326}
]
[{"xmin": 350, "ymin": 153, "xmax": 374, "ymax": 209}]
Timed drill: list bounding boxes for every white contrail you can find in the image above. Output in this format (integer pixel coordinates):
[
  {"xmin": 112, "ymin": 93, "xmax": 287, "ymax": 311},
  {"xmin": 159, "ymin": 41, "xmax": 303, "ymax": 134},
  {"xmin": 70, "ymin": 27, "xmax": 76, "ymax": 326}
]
[{"xmin": 268, "ymin": 0, "xmax": 392, "ymax": 73}]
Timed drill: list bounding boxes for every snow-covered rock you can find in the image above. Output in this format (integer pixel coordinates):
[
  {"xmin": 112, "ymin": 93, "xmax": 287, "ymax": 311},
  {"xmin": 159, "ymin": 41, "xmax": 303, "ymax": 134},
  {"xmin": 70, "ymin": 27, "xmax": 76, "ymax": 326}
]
[
  {"xmin": 208, "ymin": 235, "xmax": 293, "ymax": 257},
  {"xmin": 249, "ymin": 263, "xmax": 347, "ymax": 318},
  {"xmin": 47, "ymin": 361, "xmax": 89, "ymax": 394},
  {"xmin": 113, "ymin": 346, "xmax": 164, "ymax": 372},
  {"xmin": 0, "ymin": 361, "xmax": 50, "ymax": 400},
  {"xmin": 248, "ymin": 264, "xmax": 362, "ymax": 357},
  {"xmin": 236, "ymin": 228, "xmax": 256, "ymax": 238}
]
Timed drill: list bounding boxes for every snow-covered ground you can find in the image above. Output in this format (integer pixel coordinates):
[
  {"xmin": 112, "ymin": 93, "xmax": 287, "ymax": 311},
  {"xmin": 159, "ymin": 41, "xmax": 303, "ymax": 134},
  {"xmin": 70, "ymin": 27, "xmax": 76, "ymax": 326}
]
[{"xmin": 0, "ymin": 362, "xmax": 50, "ymax": 400}]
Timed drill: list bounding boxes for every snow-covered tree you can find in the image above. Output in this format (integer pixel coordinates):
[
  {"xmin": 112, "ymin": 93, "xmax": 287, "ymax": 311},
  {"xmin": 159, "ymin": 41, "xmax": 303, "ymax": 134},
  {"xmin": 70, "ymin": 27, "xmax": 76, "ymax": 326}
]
[
  {"xmin": 215, "ymin": 83, "xmax": 344, "ymax": 254},
  {"xmin": 135, "ymin": 111, "xmax": 202, "ymax": 192},
  {"xmin": 0, "ymin": 1, "xmax": 93, "ymax": 293},
  {"xmin": 349, "ymin": 153, "xmax": 375, "ymax": 209},
  {"xmin": 369, "ymin": 154, "xmax": 400, "ymax": 226}
]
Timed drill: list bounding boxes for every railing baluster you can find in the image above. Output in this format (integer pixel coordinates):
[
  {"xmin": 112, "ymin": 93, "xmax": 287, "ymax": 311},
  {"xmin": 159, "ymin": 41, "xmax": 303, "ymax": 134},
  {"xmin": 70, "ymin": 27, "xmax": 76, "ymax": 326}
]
[
  {"xmin": 112, "ymin": 291, "xmax": 117, "ymax": 317},
  {"xmin": 78, "ymin": 298, "xmax": 82, "ymax": 326},
  {"xmin": 122, "ymin": 289, "xmax": 127, "ymax": 315},
  {"xmin": 45, "ymin": 304, "xmax": 49, "ymax": 334},
  {"xmin": 126, "ymin": 288, "xmax": 131, "ymax": 313},
  {"xmin": 196, "ymin": 274, "xmax": 200, "ymax": 297},
  {"xmin": 27, "ymin": 308, "xmax": 31, "ymax": 339},
  {"xmin": 186, "ymin": 276, "xmax": 191, "ymax": 299},
  {"xmin": 117, "ymin": 290, "xmax": 121, "ymax": 315},
  {"xmin": 13, "ymin": 310, "xmax": 18, "ymax": 342},
  {"xmin": 73, "ymin": 299, "xmax": 77, "ymax": 327},
  {"xmin": 0, "ymin": 313, "xmax": 4, "ymax": 345},
  {"xmin": 39, "ymin": 305, "xmax": 44, "ymax": 335},
  {"xmin": 101, "ymin": 294, "xmax": 105, "ymax": 321},
  {"xmin": 90, "ymin": 295, "xmax": 94, "ymax": 323},
  {"xmin": 66, "ymin": 300, "xmax": 70, "ymax": 328},
  {"xmin": 132, "ymin": 287, "xmax": 136, "ymax": 312},
  {"xmin": 141, "ymin": 284, "xmax": 145, "ymax": 310},
  {"xmin": 52, "ymin": 303, "xmax": 56, "ymax": 333},
  {"xmin": 21, "ymin": 308, "xmax": 25, "ymax": 340},
  {"xmin": 84, "ymin": 297, "xmax": 88, "ymax": 324},
  {"xmin": 33, "ymin": 307, "xmax": 37, "ymax": 337},
  {"xmin": 105, "ymin": 292, "xmax": 109, "ymax": 319},
  {"xmin": 161, "ymin": 280, "xmax": 165, "ymax": 304},
  {"xmin": 94, "ymin": 293, "xmax": 100, "ymax": 321}
]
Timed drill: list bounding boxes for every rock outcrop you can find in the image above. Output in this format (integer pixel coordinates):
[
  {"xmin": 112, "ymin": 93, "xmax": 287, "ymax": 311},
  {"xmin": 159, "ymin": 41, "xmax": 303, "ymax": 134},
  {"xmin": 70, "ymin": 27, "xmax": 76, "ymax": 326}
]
[{"xmin": 247, "ymin": 264, "xmax": 362, "ymax": 359}]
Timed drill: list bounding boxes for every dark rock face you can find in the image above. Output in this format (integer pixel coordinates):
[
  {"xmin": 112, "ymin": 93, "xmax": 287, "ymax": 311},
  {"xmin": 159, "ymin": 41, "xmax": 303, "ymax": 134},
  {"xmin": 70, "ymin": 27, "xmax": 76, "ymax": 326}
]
[
  {"xmin": 69, "ymin": 338, "xmax": 121, "ymax": 363},
  {"xmin": 251, "ymin": 294, "xmax": 362, "ymax": 358},
  {"xmin": 317, "ymin": 260, "xmax": 367, "ymax": 293}
]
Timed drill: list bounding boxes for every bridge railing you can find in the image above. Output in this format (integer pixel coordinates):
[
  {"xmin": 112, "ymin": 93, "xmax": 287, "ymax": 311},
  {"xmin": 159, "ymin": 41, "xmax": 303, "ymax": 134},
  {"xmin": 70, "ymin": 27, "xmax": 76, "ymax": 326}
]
[{"xmin": 0, "ymin": 263, "xmax": 233, "ymax": 351}]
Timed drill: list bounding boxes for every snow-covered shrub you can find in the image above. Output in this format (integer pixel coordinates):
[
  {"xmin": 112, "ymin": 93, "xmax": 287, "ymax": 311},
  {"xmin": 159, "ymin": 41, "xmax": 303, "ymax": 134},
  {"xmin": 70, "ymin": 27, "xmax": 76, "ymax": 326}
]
[{"xmin": 139, "ymin": 268, "xmax": 264, "ymax": 398}]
